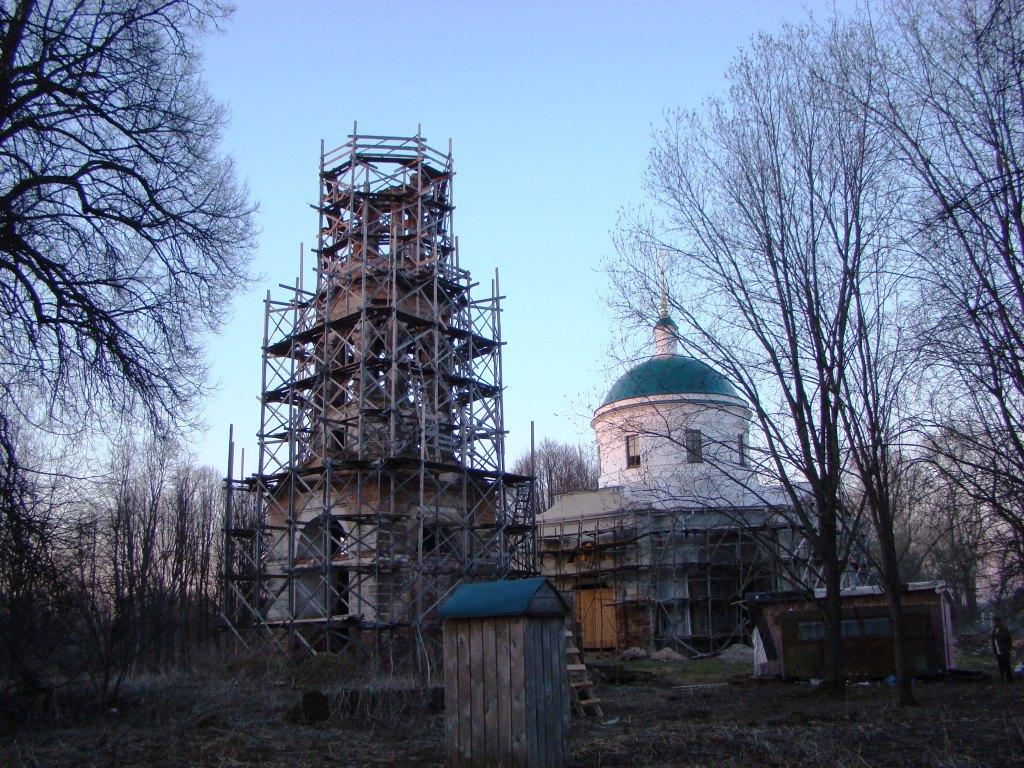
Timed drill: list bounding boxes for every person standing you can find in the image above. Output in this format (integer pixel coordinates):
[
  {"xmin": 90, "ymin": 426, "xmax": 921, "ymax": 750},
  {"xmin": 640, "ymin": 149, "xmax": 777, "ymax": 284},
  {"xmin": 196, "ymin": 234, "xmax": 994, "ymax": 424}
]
[{"xmin": 992, "ymin": 616, "xmax": 1015, "ymax": 683}]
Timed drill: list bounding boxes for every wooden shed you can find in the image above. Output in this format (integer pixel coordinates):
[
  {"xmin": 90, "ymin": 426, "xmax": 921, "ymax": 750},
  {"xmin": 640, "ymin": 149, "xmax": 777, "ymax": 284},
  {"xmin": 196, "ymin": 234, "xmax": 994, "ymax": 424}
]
[
  {"xmin": 439, "ymin": 577, "xmax": 571, "ymax": 768},
  {"xmin": 746, "ymin": 581, "xmax": 956, "ymax": 679}
]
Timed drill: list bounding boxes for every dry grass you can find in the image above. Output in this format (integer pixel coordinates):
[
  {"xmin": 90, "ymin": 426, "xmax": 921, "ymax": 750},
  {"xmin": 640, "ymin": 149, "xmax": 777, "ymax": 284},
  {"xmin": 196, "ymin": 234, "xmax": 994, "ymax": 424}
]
[
  {"xmin": 571, "ymin": 673, "xmax": 1023, "ymax": 767},
  {"xmin": 2, "ymin": 655, "xmax": 1021, "ymax": 767}
]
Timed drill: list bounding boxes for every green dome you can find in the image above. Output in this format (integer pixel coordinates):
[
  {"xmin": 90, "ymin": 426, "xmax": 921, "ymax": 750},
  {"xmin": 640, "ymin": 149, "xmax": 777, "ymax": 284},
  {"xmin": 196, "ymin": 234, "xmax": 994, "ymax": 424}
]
[{"xmin": 602, "ymin": 355, "xmax": 740, "ymax": 406}]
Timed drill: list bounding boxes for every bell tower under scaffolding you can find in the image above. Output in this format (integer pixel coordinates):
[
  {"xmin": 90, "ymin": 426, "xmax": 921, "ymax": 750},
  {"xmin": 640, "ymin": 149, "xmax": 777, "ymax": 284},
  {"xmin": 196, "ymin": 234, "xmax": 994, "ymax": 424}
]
[{"xmin": 222, "ymin": 129, "xmax": 536, "ymax": 661}]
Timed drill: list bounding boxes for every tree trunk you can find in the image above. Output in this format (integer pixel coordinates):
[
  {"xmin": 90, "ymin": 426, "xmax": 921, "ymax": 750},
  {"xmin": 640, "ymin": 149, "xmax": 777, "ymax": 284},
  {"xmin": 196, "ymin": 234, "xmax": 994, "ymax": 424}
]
[
  {"xmin": 877, "ymin": 508, "xmax": 916, "ymax": 706},
  {"xmin": 964, "ymin": 575, "xmax": 978, "ymax": 627},
  {"xmin": 885, "ymin": 586, "xmax": 916, "ymax": 706},
  {"xmin": 821, "ymin": 563, "xmax": 846, "ymax": 696}
]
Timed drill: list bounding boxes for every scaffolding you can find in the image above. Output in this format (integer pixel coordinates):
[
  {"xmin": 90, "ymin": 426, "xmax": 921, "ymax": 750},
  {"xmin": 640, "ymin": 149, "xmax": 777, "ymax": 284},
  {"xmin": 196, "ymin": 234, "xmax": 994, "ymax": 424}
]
[
  {"xmin": 223, "ymin": 129, "xmax": 535, "ymax": 663},
  {"xmin": 539, "ymin": 506, "xmax": 791, "ymax": 655}
]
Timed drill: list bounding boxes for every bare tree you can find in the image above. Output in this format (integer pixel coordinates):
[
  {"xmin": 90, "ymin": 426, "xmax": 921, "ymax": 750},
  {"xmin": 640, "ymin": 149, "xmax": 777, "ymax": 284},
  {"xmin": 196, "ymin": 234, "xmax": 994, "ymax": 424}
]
[
  {"xmin": 161, "ymin": 462, "xmax": 221, "ymax": 669},
  {"xmin": 923, "ymin": 425, "xmax": 1024, "ymax": 615},
  {"xmin": 0, "ymin": 2, "xmax": 250, "ymax": 699},
  {"xmin": 835, "ymin": 146, "xmax": 922, "ymax": 703},
  {"xmin": 0, "ymin": 421, "xmax": 229, "ymax": 712},
  {"xmin": 61, "ymin": 437, "xmax": 225, "ymax": 702},
  {"xmin": 512, "ymin": 438, "xmax": 598, "ymax": 511},
  {"xmin": 610, "ymin": 19, "xmax": 895, "ymax": 692},
  {"xmin": 869, "ymin": 0, "xmax": 1024, "ymax": 600},
  {"xmin": 0, "ymin": 0, "xmax": 256, "ymax": 465},
  {"xmin": 904, "ymin": 444, "xmax": 989, "ymax": 625},
  {"xmin": 0, "ymin": 414, "xmax": 68, "ymax": 701}
]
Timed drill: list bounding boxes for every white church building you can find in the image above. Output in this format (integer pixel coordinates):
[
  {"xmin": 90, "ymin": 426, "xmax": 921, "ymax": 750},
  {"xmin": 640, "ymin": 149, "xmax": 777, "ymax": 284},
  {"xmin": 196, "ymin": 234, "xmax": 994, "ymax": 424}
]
[{"xmin": 538, "ymin": 308, "xmax": 802, "ymax": 654}]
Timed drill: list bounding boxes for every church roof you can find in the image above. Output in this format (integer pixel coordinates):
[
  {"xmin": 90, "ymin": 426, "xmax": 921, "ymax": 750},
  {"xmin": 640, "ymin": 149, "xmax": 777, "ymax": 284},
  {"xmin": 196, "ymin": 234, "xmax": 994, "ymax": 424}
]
[{"xmin": 602, "ymin": 354, "xmax": 740, "ymax": 406}]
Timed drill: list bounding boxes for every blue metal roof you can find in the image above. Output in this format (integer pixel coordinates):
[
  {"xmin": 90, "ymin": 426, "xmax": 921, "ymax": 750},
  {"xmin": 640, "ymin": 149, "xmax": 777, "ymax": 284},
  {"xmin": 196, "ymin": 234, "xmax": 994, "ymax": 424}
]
[{"xmin": 438, "ymin": 577, "xmax": 566, "ymax": 619}]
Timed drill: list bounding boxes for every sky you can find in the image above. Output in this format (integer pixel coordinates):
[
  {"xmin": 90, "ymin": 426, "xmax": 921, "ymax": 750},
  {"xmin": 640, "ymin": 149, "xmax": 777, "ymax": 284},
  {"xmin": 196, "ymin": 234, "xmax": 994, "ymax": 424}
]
[{"xmin": 194, "ymin": 0, "xmax": 855, "ymax": 476}]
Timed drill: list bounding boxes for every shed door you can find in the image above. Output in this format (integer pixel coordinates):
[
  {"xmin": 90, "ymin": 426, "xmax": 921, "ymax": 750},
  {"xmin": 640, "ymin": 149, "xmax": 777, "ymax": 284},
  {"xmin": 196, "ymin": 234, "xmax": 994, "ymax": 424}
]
[{"xmin": 577, "ymin": 586, "xmax": 618, "ymax": 651}]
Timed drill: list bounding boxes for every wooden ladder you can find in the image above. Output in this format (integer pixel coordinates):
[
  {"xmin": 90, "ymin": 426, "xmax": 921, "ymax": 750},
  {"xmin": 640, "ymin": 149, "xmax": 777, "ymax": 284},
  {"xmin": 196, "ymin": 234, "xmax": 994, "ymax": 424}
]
[{"xmin": 565, "ymin": 624, "xmax": 603, "ymax": 718}]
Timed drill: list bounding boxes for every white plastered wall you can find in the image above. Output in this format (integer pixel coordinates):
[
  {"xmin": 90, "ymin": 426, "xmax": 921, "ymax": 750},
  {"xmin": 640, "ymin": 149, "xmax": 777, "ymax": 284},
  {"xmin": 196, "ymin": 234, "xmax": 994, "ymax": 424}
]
[{"xmin": 592, "ymin": 393, "xmax": 759, "ymax": 508}]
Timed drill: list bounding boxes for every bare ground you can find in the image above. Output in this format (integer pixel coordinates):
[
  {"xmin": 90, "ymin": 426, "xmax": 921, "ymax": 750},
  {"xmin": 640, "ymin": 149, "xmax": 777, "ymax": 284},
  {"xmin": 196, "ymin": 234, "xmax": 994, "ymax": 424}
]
[{"xmin": 2, "ymin": 658, "xmax": 1022, "ymax": 767}]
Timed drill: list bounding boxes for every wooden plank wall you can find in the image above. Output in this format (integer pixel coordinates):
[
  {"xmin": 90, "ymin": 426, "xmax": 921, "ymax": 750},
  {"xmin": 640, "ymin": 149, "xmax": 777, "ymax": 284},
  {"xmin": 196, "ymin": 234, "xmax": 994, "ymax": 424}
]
[{"xmin": 443, "ymin": 617, "xmax": 569, "ymax": 768}]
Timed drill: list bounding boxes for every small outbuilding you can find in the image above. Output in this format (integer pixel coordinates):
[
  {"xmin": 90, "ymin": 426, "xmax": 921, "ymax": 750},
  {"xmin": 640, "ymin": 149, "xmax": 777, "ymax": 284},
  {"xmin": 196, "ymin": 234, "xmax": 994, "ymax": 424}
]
[
  {"xmin": 439, "ymin": 577, "xmax": 571, "ymax": 768},
  {"xmin": 745, "ymin": 581, "xmax": 956, "ymax": 679}
]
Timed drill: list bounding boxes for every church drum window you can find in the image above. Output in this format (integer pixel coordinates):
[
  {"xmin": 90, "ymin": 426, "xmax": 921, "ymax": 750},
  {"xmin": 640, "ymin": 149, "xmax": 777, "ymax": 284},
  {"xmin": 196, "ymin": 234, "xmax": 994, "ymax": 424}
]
[
  {"xmin": 738, "ymin": 432, "xmax": 747, "ymax": 467},
  {"xmin": 625, "ymin": 434, "xmax": 641, "ymax": 468},
  {"xmin": 685, "ymin": 429, "xmax": 702, "ymax": 464}
]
